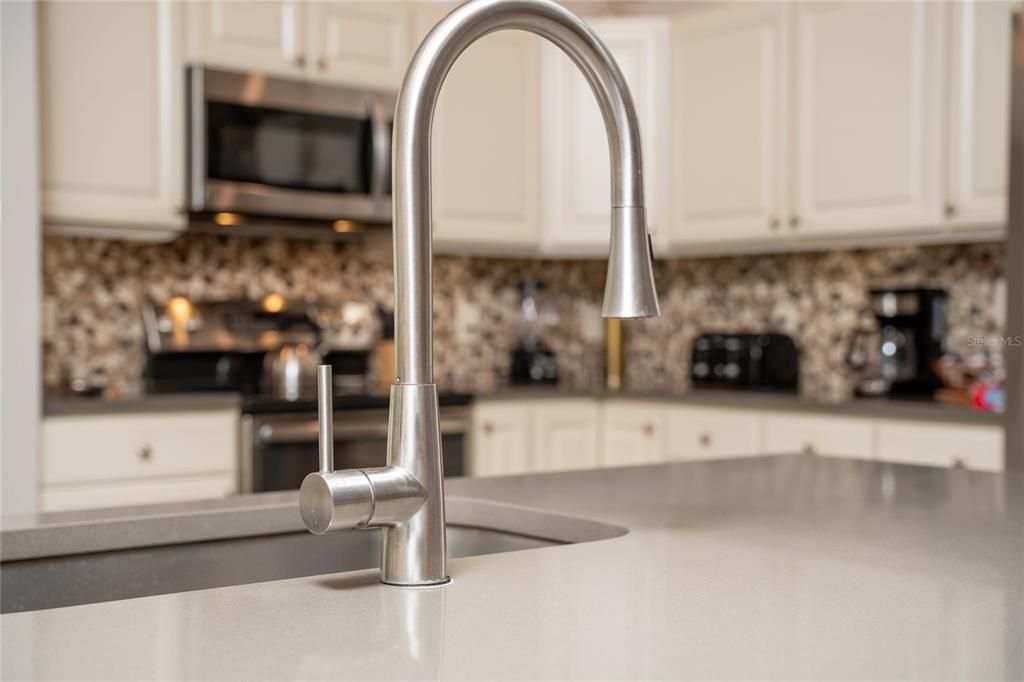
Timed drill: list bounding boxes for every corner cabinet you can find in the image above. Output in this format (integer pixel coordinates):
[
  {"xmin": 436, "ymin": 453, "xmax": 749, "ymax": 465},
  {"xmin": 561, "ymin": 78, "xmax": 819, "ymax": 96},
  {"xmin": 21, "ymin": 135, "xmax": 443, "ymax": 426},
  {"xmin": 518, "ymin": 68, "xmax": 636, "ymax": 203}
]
[
  {"xmin": 669, "ymin": 3, "xmax": 790, "ymax": 250},
  {"xmin": 541, "ymin": 18, "xmax": 671, "ymax": 257},
  {"xmin": 39, "ymin": 0, "xmax": 186, "ymax": 240},
  {"xmin": 791, "ymin": 0, "xmax": 945, "ymax": 238}
]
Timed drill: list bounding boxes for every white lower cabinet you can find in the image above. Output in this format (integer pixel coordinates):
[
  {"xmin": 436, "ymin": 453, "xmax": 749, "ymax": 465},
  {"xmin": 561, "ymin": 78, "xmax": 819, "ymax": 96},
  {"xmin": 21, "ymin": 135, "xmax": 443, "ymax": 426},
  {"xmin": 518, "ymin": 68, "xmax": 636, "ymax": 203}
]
[
  {"xmin": 469, "ymin": 401, "xmax": 533, "ymax": 477},
  {"xmin": 40, "ymin": 409, "xmax": 239, "ymax": 512},
  {"xmin": 875, "ymin": 421, "xmax": 1004, "ymax": 472},
  {"xmin": 470, "ymin": 398, "xmax": 1005, "ymax": 475},
  {"xmin": 531, "ymin": 400, "xmax": 602, "ymax": 472},
  {"xmin": 665, "ymin": 405, "xmax": 762, "ymax": 461},
  {"xmin": 761, "ymin": 413, "xmax": 874, "ymax": 459},
  {"xmin": 471, "ymin": 399, "xmax": 600, "ymax": 476},
  {"xmin": 601, "ymin": 401, "xmax": 667, "ymax": 467}
]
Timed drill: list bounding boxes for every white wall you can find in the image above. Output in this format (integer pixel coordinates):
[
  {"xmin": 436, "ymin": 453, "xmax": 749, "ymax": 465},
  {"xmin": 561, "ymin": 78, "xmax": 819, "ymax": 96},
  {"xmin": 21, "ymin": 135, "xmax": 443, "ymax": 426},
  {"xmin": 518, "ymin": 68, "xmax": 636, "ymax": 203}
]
[{"xmin": 1, "ymin": 0, "xmax": 41, "ymax": 515}]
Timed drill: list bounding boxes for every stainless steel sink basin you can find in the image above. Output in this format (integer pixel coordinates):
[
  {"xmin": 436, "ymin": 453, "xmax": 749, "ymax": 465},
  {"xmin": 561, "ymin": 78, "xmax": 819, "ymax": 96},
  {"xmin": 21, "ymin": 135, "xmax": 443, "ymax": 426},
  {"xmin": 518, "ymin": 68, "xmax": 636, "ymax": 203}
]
[{"xmin": 0, "ymin": 497, "xmax": 626, "ymax": 613}]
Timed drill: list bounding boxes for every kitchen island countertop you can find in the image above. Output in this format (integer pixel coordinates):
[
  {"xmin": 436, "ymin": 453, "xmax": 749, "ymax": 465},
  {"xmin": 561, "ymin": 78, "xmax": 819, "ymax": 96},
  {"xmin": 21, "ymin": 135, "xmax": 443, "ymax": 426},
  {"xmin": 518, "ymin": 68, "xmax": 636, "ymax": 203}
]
[{"xmin": 2, "ymin": 454, "xmax": 1022, "ymax": 680}]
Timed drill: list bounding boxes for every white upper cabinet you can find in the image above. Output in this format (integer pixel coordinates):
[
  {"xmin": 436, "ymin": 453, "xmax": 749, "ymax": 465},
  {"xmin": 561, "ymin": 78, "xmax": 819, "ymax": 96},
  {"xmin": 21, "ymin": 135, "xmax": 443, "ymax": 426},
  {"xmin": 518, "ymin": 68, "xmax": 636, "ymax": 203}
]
[
  {"xmin": 669, "ymin": 3, "xmax": 789, "ymax": 250},
  {"xmin": 187, "ymin": 1, "xmax": 410, "ymax": 88},
  {"xmin": 307, "ymin": 2, "xmax": 411, "ymax": 90},
  {"xmin": 186, "ymin": 0, "xmax": 307, "ymax": 77},
  {"xmin": 541, "ymin": 18, "xmax": 670, "ymax": 257},
  {"xmin": 945, "ymin": 0, "xmax": 1017, "ymax": 231},
  {"xmin": 792, "ymin": 1, "xmax": 945, "ymax": 237},
  {"xmin": 39, "ymin": 0, "xmax": 185, "ymax": 239},
  {"xmin": 424, "ymin": 5, "xmax": 542, "ymax": 254}
]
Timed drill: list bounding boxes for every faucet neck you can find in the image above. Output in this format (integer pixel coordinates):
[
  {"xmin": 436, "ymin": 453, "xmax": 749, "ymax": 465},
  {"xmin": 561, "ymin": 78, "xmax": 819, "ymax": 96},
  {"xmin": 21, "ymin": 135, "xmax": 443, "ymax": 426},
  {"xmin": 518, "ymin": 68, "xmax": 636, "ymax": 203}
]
[{"xmin": 391, "ymin": 0, "xmax": 647, "ymax": 385}]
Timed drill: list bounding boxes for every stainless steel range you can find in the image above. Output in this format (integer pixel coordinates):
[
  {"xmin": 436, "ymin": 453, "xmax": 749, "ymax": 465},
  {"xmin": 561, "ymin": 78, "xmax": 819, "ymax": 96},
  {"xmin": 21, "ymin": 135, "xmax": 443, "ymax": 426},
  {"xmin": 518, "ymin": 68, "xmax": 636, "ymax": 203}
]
[{"xmin": 141, "ymin": 298, "xmax": 470, "ymax": 493}]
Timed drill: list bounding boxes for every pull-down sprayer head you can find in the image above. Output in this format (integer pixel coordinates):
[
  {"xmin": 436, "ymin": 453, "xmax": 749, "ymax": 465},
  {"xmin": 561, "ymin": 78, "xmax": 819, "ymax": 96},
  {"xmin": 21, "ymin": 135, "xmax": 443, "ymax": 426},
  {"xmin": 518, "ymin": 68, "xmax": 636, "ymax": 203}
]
[{"xmin": 601, "ymin": 206, "xmax": 660, "ymax": 319}]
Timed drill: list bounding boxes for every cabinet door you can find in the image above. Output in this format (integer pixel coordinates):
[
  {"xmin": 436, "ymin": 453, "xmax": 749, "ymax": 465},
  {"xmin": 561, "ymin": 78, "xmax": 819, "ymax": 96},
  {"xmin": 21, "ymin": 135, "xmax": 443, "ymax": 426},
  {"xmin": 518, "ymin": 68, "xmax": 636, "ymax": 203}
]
[
  {"xmin": 875, "ymin": 421, "xmax": 1004, "ymax": 472},
  {"xmin": 531, "ymin": 400, "xmax": 601, "ymax": 472},
  {"xmin": 542, "ymin": 18, "xmax": 670, "ymax": 257},
  {"xmin": 470, "ymin": 402, "xmax": 533, "ymax": 477},
  {"xmin": 946, "ymin": 0, "xmax": 1016, "ymax": 230},
  {"xmin": 186, "ymin": 0, "xmax": 306, "ymax": 76},
  {"xmin": 39, "ymin": 0, "xmax": 185, "ymax": 238},
  {"xmin": 670, "ymin": 3, "xmax": 789, "ymax": 248},
  {"xmin": 762, "ymin": 413, "xmax": 874, "ymax": 459},
  {"xmin": 308, "ymin": 2, "xmax": 411, "ymax": 90},
  {"xmin": 422, "ymin": 4, "xmax": 542, "ymax": 255},
  {"xmin": 601, "ymin": 401, "xmax": 667, "ymax": 467},
  {"xmin": 793, "ymin": 1, "xmax": 944, "ymax": 236},
  {"xmin": 665, "ymin": 406, "xmax": 762, "ymax": 461}
]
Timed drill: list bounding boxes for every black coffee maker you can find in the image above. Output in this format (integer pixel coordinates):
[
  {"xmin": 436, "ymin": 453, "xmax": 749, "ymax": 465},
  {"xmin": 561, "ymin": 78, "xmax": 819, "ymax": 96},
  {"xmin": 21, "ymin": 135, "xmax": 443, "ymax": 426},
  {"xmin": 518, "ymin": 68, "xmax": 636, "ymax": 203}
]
[
  {"xmin": 509, "ymin": 278, "xmax": 559, "ymax": 386},
  {"xmin": 868, "ymin": 287, "xmax": 948, "ymax": 395}
]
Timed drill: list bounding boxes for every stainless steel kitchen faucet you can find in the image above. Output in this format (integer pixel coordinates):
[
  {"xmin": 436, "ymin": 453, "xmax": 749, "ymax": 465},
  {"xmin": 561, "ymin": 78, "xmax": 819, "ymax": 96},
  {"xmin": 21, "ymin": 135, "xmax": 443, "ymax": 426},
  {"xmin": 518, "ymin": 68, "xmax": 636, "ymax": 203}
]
[{"xmin": 299, "ymin": 0, "xmax": 660, "ymax": 586}]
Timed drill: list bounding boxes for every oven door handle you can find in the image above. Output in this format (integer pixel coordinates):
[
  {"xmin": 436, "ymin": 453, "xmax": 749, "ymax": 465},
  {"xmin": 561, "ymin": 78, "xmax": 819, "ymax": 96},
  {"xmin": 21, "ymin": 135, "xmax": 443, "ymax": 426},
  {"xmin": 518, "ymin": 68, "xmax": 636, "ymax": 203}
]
[{"xmin": 256, "ymin": 418, "xmax": 467, "ymax": 444}]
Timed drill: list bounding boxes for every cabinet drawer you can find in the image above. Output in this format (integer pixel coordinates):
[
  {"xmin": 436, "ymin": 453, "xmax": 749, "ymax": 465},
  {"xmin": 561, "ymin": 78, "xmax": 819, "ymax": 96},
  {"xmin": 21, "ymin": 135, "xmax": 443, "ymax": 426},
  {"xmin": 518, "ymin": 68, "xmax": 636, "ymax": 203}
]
[
  {"xmin": 40, "ymin": 473, "xmax": 237, "ymax": 513},
  {"xmin": 666, "ymin": 406, "xmax": 762, "ymax": 460},
  {"xmin": 875, "ymin": 422, "xmax": 1004, "ymax": 472},
  {"xmin": 762, "ymin": 413, "xmax": 873, "ymax": 459},
  {"xmin": 42, "ymin": 410, "xmax": 238, "ymax": 485}
]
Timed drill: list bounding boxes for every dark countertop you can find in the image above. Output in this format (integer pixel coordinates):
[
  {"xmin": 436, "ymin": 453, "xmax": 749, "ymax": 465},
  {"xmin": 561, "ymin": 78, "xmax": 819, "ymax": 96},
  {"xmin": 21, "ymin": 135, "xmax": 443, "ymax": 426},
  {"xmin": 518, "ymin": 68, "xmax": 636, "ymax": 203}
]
[
  {"xmin": 480, "ymin": 387, "xmax": 1005, "ymax": 426},
  {"xmin": 43, "ymin": 386, "xmax": 1002, "ymax": 427},
  {"xmin": 43, "ymin": 391, "xmax": 473, "ymax": 417},
  {"xmin": 2, "ymin": 456, "xmax": 1022, "ymax": 680},
  {"xmin": 43, "ymin": 391, "xmax": 242, "ymax": 417}
]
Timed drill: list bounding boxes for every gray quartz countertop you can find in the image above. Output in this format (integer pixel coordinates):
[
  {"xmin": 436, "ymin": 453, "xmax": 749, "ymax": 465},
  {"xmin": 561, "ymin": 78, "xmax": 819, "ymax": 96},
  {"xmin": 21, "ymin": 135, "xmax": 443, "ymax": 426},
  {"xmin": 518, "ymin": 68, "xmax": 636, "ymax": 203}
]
[{"xmin": 3, "ymin": 455, "xmax": 1022, "ymax": 680}]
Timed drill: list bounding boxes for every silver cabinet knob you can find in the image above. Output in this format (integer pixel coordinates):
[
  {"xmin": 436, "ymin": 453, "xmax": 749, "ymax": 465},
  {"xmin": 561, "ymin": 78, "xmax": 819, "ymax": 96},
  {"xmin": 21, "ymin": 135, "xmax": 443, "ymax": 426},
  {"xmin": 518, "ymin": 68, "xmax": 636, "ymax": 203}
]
[
  {"xmin": 295, "ymin": 55, "xmax": 307, "ymax": 68},
  {"xmin": 643, "ymin": 423, "xmax": 655, "ymax": 436},
  {"xmin": 317, "ymin": 57, "xmax": 328, "ymax": 71},
  {"xmin": 802, "ymin": 443, "xmax": 816, "ymax": 456},
  {"xmin": 789, "ymin": 215, "xmax": 800, "ymax": 229},
  {"xmin": 769, "ymin": 217, "xmax": 780, "ymax": 230},
  {"xmin": 698, "ymin": 433, "xmax": 711, "ymax": 447},
  {"xmin": 945, "ymin": 202, "xmax": 957, "ymax": 218},
  {"xmin": 137, "ymin": 444, "xmax": 153, "ymax": 461},
  {"xmin": 483, "ymin": 422, "xmax": 495, "ymax": 434}
]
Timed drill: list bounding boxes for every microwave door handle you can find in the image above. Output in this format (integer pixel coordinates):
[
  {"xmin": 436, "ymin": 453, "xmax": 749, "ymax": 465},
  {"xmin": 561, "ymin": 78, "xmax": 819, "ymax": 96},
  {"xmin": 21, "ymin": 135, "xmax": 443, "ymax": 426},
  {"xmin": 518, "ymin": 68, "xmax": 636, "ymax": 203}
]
[{"xmin": 369, "ymin": 96, "xmax": 390, "ymax": 200}]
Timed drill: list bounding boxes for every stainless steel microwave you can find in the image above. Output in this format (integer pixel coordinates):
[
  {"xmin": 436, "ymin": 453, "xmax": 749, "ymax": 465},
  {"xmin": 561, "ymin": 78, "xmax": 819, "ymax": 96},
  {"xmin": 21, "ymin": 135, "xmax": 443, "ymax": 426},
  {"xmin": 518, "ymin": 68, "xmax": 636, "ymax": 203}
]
[{"xmin": 187, "ymin": 65, "xmax": 396, "ymax": 225}]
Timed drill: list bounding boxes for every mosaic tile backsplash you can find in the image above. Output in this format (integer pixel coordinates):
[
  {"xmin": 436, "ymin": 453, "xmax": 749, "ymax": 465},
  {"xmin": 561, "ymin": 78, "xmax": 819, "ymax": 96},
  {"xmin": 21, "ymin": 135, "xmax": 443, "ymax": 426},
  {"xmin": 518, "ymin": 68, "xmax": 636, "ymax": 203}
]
[{"xmin": 42, "ymin": 234, "xmax": 1005, "ymax": 402}]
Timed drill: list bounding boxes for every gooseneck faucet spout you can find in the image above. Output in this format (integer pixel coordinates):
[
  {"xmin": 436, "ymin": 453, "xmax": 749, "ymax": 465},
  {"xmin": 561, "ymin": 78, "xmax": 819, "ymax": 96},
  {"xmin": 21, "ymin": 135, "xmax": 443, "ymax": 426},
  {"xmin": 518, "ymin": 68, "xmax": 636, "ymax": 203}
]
[{"xmin": 300, "ymin": 0, "xmax": 660, "ymax": 587}]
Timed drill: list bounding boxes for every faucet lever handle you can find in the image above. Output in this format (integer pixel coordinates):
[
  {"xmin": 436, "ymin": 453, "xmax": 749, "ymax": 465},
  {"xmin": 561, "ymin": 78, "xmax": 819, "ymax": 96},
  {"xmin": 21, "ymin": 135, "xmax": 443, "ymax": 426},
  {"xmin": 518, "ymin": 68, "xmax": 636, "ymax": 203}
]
[{"xmin": 317, "ymin": 364, "xmax": 335, "ymax": 474}]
